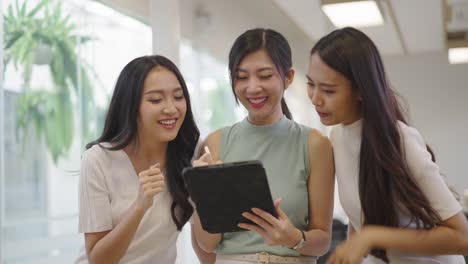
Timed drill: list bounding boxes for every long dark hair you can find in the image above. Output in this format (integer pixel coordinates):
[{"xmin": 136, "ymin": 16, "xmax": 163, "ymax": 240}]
[
  {"xmin": 311, "ymin": 28, "xmax": 442, "ymax": 262},
  {"xmin": 86, "ymin": 55, "xmax": 199, "ymax": 230},
  {"xmin": 228, "ymin": 28, "xmax": 293, "ymax": 119}
]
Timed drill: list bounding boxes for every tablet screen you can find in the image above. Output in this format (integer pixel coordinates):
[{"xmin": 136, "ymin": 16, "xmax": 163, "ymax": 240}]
[{"xmin": 183, "ymin": 160, "xmax": 277, "ymax": 233}]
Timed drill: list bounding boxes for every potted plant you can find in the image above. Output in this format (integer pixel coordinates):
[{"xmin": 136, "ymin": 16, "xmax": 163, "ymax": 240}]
[{"xmin": 4, "ymin": 0, "xmax": 97, "ymax": 163}]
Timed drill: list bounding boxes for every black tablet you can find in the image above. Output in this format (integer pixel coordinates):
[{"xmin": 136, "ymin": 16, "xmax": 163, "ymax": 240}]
[{"xmin": 183, "ymin": 160, "xmax": 277, "ymax": 234}]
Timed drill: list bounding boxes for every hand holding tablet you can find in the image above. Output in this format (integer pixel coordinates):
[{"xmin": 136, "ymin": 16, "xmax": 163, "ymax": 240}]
[{"xmin": 183, "ymin": 160, "xmax": 277, "ymax": 233}]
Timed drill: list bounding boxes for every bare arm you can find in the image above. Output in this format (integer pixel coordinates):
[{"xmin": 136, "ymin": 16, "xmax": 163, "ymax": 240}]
[
  {"xmin": 85, "ymin": 202, "xmax": 146, "ymax": 264},
  {"xmin": 328, "ymin": 211, "xmax": 468, "ymax": 264},
  {"xmin": 296, "ymin": 129, "xmax": 335, "ymax": 256},
  {"xmin": 85, "ymin": 165, "xmax": 165, "ymax": 264},
  {"xmin": 191, "ymin": 225, "xmax": 216, "ymax": 264},
  {"xmin": 192, "ymin": 211, "xmax": 223, "ymax": 253},
  {"xmin": 363, "ymin": 212, "xmax": 468, "ymax": 255}
]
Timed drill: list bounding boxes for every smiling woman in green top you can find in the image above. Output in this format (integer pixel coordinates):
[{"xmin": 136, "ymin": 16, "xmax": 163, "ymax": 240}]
[{"xmin": 191, "ymin": 28, "xmax": 335, "ymax": 264}]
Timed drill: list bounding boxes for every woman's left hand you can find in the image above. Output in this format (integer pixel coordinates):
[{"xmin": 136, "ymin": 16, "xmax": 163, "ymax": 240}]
[
  {"xmin": 238, "ymin": 198, "xmax": 302, "ymax": 248},
  {"xmin": 326, "ymin": 228, "xmax": 374, "ymax": 264}
]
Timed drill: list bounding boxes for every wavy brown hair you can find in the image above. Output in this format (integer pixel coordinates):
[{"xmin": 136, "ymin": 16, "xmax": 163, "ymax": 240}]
[{"xmin": 311, "ymin": 27, "xmax": 442, "ymax": 262}]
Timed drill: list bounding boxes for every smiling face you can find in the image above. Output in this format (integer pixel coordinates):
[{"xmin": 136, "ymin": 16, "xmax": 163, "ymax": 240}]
[
  {"xmin": 138, "ymin": 66, "xmax": 187, "ymax": 143},
  {"xmin": 233, "ymin": 49, "xmax": 292, "ymax": 125},
  {"xmin": 307, "ymin": 53, "xmax": 362, "ymax": 126}
]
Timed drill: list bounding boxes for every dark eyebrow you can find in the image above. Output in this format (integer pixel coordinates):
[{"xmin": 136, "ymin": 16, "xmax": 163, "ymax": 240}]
[
  {"xmin": 144, "ymin": 87, "xmax": 183, "ymax": 95},
  {"xmin": 320, "ymin": 83, "xmax": 337, "ymax": 88},
  {"xmin": 257, "ymin": 67, "xmax": 274, "ymax": 73},
  {"xmin": 306, "ymin": 75, "xmax": 337, "ymax": 87},
  {"xmin": 236, "ymin": 67, "xmax": 275, "ymax": 73}
]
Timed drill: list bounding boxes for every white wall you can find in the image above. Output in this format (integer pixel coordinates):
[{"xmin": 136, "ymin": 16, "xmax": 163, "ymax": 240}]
[
  {"xmin": 179, "ymin": 0, "xmax": 312, "ymax": 72},
  {"xmin": 384, "ymin": 53, "xmax": 468, "ymax": 200},
  {"xmin": 101, "ymin": 0, "xmax": 320, "ymax": 128}
]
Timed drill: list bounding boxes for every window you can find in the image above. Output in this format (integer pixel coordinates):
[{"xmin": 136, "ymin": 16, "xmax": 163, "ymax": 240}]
[
  {"xmin": 180, "ymin": 42, "xmax": 244, "ymax": 137},
  {"xmin": 1, "ymin": 0, "xmax": 151, "ymax": 262}
]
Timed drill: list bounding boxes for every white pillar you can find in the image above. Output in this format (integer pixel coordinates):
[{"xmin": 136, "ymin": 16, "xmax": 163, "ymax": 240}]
[
  {"xmin": 150, "ymin": 0, "xmax": 181, "ymax": 65},
  {"xmin": 149, "ymin": 2, "xmax": 199, "ymax": 263}
]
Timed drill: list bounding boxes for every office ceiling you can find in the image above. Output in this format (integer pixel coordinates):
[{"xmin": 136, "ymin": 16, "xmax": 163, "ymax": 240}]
[
  {"xmin": 273, "ymin": 0, "xmax": 449, "ymax": 56},
  {"xmin": 99, "ymin": 0, "xmax": 468, "ymax": 57}
]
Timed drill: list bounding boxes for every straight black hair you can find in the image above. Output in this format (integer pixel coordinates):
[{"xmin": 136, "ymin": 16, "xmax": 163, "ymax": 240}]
[
  {"xmin": 228, "ymin": 28, "xmax": 293, "ymax": 119},
  {"xmin": 87, "ymin": 55, "xmax": 199, "ymax": 230},
  {"xmin": 311, "ymin": 27, "xmax": 442, "ymax": 262}
]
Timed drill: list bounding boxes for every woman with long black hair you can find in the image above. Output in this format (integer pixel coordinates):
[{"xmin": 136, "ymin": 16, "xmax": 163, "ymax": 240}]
[
  {"xmin": 307, "ymin": 27, "xmax": 468, "ymax": 264},
  {"xmin": 191, "ymin": 28, "xmax": 335, "ymax": 264},
  {"xmin": 75, "ymin": 55, "xmax": 199, "ymax": 264}
]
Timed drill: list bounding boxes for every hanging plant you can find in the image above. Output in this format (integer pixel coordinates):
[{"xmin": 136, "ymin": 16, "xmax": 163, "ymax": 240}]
[{"xmin": 4, "ymin": 0, "xmax": 97, "ymax": 163}]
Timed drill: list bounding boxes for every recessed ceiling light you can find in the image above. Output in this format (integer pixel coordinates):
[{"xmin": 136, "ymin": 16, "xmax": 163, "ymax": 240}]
[
  {"xmin": 448, "ymin": 47, "xmax": 468, "ymax": 64},
  {"xmin": 321, "ymin": 0, "xmax": 384, "ymax": 28}
]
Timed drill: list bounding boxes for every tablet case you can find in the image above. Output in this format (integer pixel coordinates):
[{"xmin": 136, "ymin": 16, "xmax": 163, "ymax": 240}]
[{"xmin": 183, "ymin": 160, "xmax": 278, "ymax": 233}]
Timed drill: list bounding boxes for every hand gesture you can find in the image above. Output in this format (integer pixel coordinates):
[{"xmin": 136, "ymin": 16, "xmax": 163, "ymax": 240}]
[
  {"xmin": 238, "ymin": 198, "xmax": 303, "ymax": 248},
  {"xmin": 137, "ymin": 163, "xmax": 165, "ymax": 211},
  {"xmin": 192, "ymin": 146, "xmax": 222, "ymax": 167},
  {"xmin": 326, "ymin": 228, "xmax": 373, "ymax": 264}
]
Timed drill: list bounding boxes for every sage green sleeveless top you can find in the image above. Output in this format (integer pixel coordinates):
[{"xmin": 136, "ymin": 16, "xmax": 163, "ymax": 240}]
[{"xmin": 216, "ymin": 116, "xmax": 311, "ymax": 256}]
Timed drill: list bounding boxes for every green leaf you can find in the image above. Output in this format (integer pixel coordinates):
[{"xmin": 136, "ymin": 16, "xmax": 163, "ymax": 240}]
[
  {"xmin": 18, "ymin": 33, "xmax": 34, "ymax": 63},
  {"xmin": 15, "ymin": 0, "xmax": 21, "ymax": 16},
  {"xmin": 19, "ymin": 0, "xmax": 28, "ymax": 17},
  {"xmin": 4, "ymin": 31, "xmax": 22, "ymax": 49},
  {"xmin": 52, "ymin": 2, "xmax": 61, "ymax": 24},
  {"xmin": 43, "ymin": 93, "xmax": 74, "ymax": 162},
  {"xmin": 5, "ymin": 5, "xmax": 15, "ymax": 24},
  {"xmin": 7, "ymin": 4, "xmax": 14, "ymax": 19},
  {"xmin": 50, "ymin": 49, "xmax": 67, "ymax": 88},
  {"xmin": 27, "ymin": 0, "xmax": 46, "ymax": 18},
  {"xmin": 5, "ymin": 0, "xmax": 95, "ymax": 164},
  {"xmin": 15, "ymin": 90, "xmax": 48, "ymax": 143}
]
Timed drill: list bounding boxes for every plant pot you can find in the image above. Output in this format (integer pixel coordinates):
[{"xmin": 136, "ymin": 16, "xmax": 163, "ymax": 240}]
[{"xmin": 34, "ymin": 43, "xmax": 53, "ymax": 65}]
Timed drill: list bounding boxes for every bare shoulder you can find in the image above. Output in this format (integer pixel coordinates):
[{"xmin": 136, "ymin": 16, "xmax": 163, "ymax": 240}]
[
  {"xmin": 308, "ymin": 128, "xmax": 332, "ymax": 153},
  {"xmin": 205, "ymin": 129, "xmax": 222, "ymax": 147},
  {"xmin": 198, "ymin": 129, "xmax": 222, "ymax": 160},
  {"xmin": 307, "ymin": 129, "xmax": 334, "ymax": 182}
]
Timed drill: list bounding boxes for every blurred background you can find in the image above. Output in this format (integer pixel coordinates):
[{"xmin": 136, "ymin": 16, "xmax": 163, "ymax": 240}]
[{"xmin": 1, "ymin": 0, "xmax": 467, "ymax": 263}]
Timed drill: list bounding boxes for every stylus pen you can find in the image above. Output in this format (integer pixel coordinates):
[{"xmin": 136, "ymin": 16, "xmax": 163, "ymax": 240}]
[
  {"xmin": 204, "ymin": 146, "xmax": 214, "ymax": 164},
  {"xmin": 204, "ymin": 146, "xmax": 211, "ymax": 155}
]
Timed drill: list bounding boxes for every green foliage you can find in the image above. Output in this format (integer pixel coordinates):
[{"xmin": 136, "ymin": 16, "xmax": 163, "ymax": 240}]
[
  {"xmin": 15, "ymin": 89, "xmax": 49, "ymax": 143},
  {"xmin": 4, "ymin": 0, "xmax": 97, "ymax": 163},
  {"xmin": 206, "ymin": 80, "xmax": 238, "ymax": 130},
  {"xmin": 15, "ymin": 90, "xmax": 74, "ymax": 162}
]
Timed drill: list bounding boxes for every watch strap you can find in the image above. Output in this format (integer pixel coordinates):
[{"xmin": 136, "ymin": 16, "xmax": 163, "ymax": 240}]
[{"xmin": 290, "ymin": 229, "xmax": 306, "ymax": 250}]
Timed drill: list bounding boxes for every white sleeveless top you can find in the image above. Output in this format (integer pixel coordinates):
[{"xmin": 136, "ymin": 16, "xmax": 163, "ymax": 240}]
[{"xmin": 330, "ymin": 120, "xmax": 464, "ymax": 264}]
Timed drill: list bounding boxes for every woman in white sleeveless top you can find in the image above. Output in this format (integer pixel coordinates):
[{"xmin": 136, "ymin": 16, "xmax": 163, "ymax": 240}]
[{"xmin": 306, "ymin": 27, "xmax": 468, "ymax": 264}]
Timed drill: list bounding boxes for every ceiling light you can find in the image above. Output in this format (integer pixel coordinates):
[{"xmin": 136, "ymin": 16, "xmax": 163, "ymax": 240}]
[
  {"xmin": 321, "ymin": 0, "xmax": 384, "ymax": 28},
  {"xmin": 448, "ymin": 47, "xmax": 468, "ymax": 64}
]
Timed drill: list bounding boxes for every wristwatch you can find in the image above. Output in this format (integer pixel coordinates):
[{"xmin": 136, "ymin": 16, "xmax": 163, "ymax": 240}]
[{"xmin": 290, "ymin": 230, "xmax": 306, "ymax": 250}]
